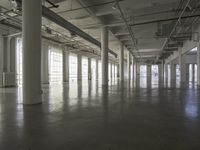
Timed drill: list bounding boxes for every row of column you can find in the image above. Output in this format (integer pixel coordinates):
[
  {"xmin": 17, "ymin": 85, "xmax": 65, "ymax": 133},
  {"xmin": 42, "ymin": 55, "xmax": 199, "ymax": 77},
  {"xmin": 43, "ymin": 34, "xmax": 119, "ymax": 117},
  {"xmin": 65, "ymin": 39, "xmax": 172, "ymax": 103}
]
[
  {"xmin": 62, "ymin": 51, "xmax": 118, "ymax": 82},
  {"xmin": 164, "ymin": 46, "xmax": 200, "ymax": 84},
  {"xmin": 22, "ymin": 4, "xmax": 121, "ymax": 104}
]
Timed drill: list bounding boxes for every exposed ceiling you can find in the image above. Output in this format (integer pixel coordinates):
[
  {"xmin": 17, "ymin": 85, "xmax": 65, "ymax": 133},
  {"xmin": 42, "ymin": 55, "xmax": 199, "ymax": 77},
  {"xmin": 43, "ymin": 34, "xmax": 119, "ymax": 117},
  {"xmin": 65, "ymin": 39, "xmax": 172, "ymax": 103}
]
[{"xmin": 0, "ymin": 0, "xmax": 200, "ymax": 63}]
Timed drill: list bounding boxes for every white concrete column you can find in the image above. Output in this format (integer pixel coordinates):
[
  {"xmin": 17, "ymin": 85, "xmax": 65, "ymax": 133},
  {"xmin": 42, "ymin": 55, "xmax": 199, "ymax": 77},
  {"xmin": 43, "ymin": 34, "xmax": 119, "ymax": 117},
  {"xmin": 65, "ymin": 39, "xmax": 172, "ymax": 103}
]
[
  {"xmin": 164, "ymin": 63, "xmax": 168, "ymax": 82},
  {"xmin": 101, "ymin": 27, "xmax": 109, "ymax": 85},
  {"xmin": 192, "ymin": 64, "xmax": 195, "ymax": 82},
  {"xmin": 127, "ymin": 51, "xmax": 131, "ymax": 80},
  {"xmin": 3, "ymin": 36, "xmax": 11, "ymax": 73},
  {"xmin": 63, "ymin": 48, "xmax": 69, "ymax": 82},
  {"xmin": 10, "ymin": 37, "xmax": 16, "ymax": 73},
  {"xmin": 178, "ymin": 48, "xmax": 182, "ymax": 82},
  {"xmin": 1, "ymin": 36, "xmax": 16, "ymax": 87},
  {"xmin": 113, "ymin": 64, "xmax": 116, "ymax": 78},
  {"xmin": 114, "ymin": 63, "xmax": 117, "ymax": 78},
  {"xmin": 41, "ymin": 41, "xmax": 49, "ymax": 84},
  {"xmin": 170, "ymin": 61, "xmax": 176, "ymax": 81},
  {"xmin": 119, "ymin": 44, "xmax": 124, "ymax": 81},
  {"xmin": 22, "ymin": 0, "xmax": 42, "ymax": 104},
  {"xmin": 96, "ymin": 59, "xmax": 98, "ymax": 80},
  {"xmin": 132, "ymin": 56, "xmax": 135, "ymax": 80},
  {"xmin": 110, "ymin": 63, "xmax": 113, "ymax": 79},
  {"xmin": 88, "ymin": 58, "xmax": 92, "ymax": 80},
  {"xmin": 185, "ymin": 64, "xmax": 190, "ymax": 82},
  {"xmin": 179, "ymin": 47, "xmax": 186, "ymax": 82},
  {"xmin": 159, "ymin": 60, "xmax": 164, "ymax": 81},
  {"xmin": 136, "ymin": 61, "xmax": 140, "ymax": 77},
  {"xmin": 147, "ymin": 64, "xmax": 151, "ymax": 76},
  {"xmin": 117, "ymin": 64, "xmax": 120, "ymax": 78},
  {"xmin": 197, "ymin": 44, "xmax": 200, "ymax": 85},
  {"xmin": 77, "ymin": 54, "xmax": 82, "ymax": 81}
]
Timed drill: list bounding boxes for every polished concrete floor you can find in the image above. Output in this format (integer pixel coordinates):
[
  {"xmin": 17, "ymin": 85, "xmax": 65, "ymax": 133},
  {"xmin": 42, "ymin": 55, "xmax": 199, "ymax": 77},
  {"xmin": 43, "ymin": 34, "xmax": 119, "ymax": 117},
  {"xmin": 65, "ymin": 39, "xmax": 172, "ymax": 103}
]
[{"xmin": 0, "ymin": 77, "xmax": 200, "ymax": 150}]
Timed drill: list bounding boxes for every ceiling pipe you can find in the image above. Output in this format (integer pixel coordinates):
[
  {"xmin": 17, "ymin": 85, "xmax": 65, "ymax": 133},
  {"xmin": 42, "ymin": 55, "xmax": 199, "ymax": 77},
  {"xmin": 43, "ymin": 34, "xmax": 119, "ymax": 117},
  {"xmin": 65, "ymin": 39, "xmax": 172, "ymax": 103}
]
[
  {"xmin": 130, "ymin": 13, "xmax": 200, "ymax": 27},
  {"xmin": 115, "ymin": 0, "xmax": 141, "ymax": 59},
  {"xmin": 57, "ymin": 0, "xmax": 124, "ymax": 14},
  {"xmin": 158, "ymin": 0, "xmax": 192, "ymax": 61},
  {"xmin": 45, "ymin": 0, "xmax": 59, "ymax": 8},
  {"xmin": 15, "ymin": 0, "xmax": 118, "ymax": 58}
]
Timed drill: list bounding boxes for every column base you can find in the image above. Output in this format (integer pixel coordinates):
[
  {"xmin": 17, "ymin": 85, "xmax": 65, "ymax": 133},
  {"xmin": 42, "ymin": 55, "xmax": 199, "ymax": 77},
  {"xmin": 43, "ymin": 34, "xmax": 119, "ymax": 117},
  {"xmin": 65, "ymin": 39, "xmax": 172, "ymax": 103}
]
[{"xmin": 23, "ymin": 93, "xmax": 42, "ymax": 105}]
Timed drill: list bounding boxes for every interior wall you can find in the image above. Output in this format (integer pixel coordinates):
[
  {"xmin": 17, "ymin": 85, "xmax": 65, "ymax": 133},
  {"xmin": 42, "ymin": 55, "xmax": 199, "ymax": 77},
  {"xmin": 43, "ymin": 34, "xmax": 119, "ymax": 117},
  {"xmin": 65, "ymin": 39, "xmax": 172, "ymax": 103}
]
[{"xmin": 172, "ymin": 54, "xmax": 197, "ymax": 64}]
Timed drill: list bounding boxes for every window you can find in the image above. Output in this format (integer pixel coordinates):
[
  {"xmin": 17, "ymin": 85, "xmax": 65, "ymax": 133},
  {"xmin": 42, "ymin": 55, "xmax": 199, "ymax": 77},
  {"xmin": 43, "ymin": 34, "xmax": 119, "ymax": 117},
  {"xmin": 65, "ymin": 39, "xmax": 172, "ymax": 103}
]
[
  {"xmin": 69, "ymin": 53, "xmax": 77, "ymax": 80},
  {"xmin": 49, "ymin": 47, "xmax": 63, "ymax": 84},
  {"xmin": 16, "ymin": 38, "xmax": 22, "ymax": 85},
  {"xmin": 98, "ymin": 61, "xmax": 102, "ymax": 79},
  {"xmin": 82, "ymin": 57, "xmax": 88, "ymax": 79},
  {"xmin": 91, "ymin": 59, "xmax": 96, "ymax": 80},
  {"xmin": 168, "ymin": 64, "xmax": 171, "ymax": 82},
  {"xmin": 140, "ymin": 65, "xmax": 147, "ymax": 77}
]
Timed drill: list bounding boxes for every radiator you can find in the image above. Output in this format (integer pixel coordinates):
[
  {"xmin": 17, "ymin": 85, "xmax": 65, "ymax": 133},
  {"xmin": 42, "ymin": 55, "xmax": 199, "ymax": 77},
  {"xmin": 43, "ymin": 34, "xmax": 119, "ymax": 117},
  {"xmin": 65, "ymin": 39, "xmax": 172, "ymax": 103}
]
[{"xmin": 3, "ymin": 72, "xmax": 16, "ymax": 87}]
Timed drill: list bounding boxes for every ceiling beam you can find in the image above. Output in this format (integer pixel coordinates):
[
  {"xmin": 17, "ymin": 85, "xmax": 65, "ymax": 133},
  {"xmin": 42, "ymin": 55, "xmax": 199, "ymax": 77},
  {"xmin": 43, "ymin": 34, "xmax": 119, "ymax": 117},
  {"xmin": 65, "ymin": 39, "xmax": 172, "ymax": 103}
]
[{"xmin": 15, "ymin": 0, "xmax": 118, "ymax": 58}]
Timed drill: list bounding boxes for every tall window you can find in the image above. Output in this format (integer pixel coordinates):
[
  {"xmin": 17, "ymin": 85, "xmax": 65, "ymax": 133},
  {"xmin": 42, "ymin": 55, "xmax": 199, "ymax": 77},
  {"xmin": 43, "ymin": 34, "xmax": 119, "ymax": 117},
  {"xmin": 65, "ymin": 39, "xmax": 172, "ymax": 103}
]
[
  {"xmin": 98, "ymin": 61, "xmax": 102, "ymax": 79},
  {"xmin": 108, "ymin": 63, "xmax": 111, "ymax": 79},
  {"xmin": 189, "ymin": 64, "xmax": 193, "ymax": 82},
  {"xmin": 176, "ymin": 64, "xmax": 180, "ymax": 82},
  {"xmin": 195, "ymin": 64, "xmax": 197, "ymax": 82},
  {"xmin": 16, "ymin": 38, "xmax": 22, "ymax": 85},
  {"xmin": 168, "ymin": 64, "xmax": 171, "ymax": 82},
  {"xmin": 91, "ymin": 59, "xmax": 96, "ymax": 80},
  {"xmin": 49, "ymin": 47, "xmax": 63, "ymax": 84},
  {"xmin": 140, "ymin": 65, "xmax": 147, "ymax": 77},
  {"xmin": 152, "ymin": 65, "xmax": 158, "ymax": 85},
  {"xmin": 82, "ymin": 57, "xmax": 88, "ymax": 79},
  {"xmin": 112, "ymin": 64, "xmax": 115, "ymax": 78},
  {"xmin": 69, "ymin": 53, "xmax": 77, "ymax": 80},
  {"xmin": 115, "ymin": 65, "xmax": 117, "ymax": 78},
  {"xmin": 152, "ymin": 65, "xmax": 158, "ymax": 77}
]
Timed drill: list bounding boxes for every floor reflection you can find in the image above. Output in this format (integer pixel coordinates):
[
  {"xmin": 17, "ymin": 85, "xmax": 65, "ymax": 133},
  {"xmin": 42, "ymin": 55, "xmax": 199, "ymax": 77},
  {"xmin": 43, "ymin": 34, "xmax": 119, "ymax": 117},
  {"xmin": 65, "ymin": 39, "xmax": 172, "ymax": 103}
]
[{"xmin": 0, "ymin": 76, "xmax": 200, "ymax": 149}]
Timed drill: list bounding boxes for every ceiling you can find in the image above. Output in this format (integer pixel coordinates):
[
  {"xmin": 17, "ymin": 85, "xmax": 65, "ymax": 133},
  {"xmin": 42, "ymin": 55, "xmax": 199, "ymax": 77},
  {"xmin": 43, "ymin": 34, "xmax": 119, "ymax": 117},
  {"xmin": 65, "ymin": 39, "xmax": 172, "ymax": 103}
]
[{"xmin": 0, "ymin": 0, "xmax": 200, "ymax": 63}]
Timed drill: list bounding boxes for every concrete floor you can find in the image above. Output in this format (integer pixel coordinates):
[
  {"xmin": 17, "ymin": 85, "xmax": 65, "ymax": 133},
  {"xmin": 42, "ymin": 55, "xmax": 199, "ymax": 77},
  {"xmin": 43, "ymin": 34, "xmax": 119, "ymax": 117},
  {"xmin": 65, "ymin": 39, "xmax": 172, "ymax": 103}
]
[{"xmin": 0, "ymin": 77, "xmax": 200, "ymax": 150}]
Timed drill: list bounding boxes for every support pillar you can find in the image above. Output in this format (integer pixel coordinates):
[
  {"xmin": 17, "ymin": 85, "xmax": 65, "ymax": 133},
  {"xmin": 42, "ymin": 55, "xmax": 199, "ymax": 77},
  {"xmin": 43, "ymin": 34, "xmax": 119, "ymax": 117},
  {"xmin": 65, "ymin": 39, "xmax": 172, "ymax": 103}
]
[
  {"xmin": 110, "ymin": 63, "xmax": 113, "ymax": 79},
  {"xmin": 127, "ymin": 51, "xmax": 131, "ymax": 80},
  {"xmin": 101, "ymin": 27, "xmax": 109, "ymax": 85},
  {"xmin": 192, "ymin": 64, "xmax": 195, "ymax": 83},
  {"xmin": 159, "ymin": 60, "xmax": 164, "ymax": 82},
  {"xmin": 63, "ymin": 47, "xmax": 69, "ymax": 82},
  {"xmin": 136, "ymin": 61, "xmax": 140, "ymax": 77},
  {"xmin": 164, "ymin": 63, "xmax": 168, "ymax": 82},
  {"xmin": 96, "ymin": 59, "xmax": 98, "ymax": 80},
  {"xmin": 10, "ymin": 37, "xmax": 16, "ymax": 73},
  {"xmin": 117, "ymin": 64, "xmax": 120, "ymax": 78},
  {"xmin": 132, "ymin": 56, "xmax": 135, "ymax": 80},
  {"xmin": 147, "ymin": 65, "xmax": 151, "ymax": 76},
  {"xmin": 41, "ymin": 41, "xmax": 49, "ymax": 84},
  {"xmin": 119, "ymin": 44, "xmax": 124, "ymax": 81},
  {"xmin": 3, "ymin": 36, "xmax": 11, "ymax": 73},
  {"xmin": 77, "ymin": 54, "xmax": 82, "ymax": 81},
  {"xmin": 88, "ymin": 58, "xmax": 92, "ymax": 80},
  {"xmin": 170, "ymin": 61, "xmax": 176, "ymax": 81},
  {"xmin": 22, "ymin": 0, "xmax": 42, "ymax": 104},
  {"xmin": 179, "ymin": 47, "xmax": 186, "ymax": 83},
  {"xmin": 186, "ymin": 64, "xmax": 190, "ymax": 82},
  {"xmin": 197, "ymin": 44, "xmax": 200, "ymax": 86}
]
